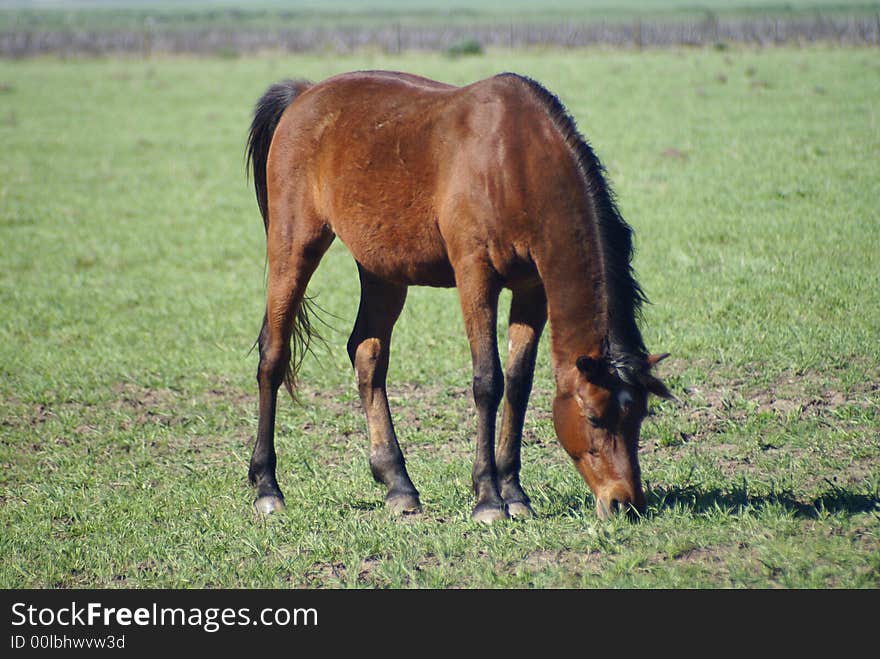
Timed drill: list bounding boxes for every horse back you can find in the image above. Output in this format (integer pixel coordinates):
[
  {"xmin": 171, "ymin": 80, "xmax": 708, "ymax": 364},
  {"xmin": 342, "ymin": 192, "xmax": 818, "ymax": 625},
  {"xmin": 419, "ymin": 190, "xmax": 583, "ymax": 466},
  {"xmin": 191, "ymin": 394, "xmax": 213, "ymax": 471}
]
[{"xmin": 267, "ymin": 71, "xmax": 581, "ymax": 287}]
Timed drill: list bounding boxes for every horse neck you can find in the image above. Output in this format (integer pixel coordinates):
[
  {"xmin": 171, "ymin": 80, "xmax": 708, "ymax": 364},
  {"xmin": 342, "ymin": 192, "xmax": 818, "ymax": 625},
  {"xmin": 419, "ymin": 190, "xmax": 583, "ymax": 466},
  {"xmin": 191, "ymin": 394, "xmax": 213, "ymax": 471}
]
[{"xmin": 535, "ymin": 223, "xmax": 610, "ymax": 393}]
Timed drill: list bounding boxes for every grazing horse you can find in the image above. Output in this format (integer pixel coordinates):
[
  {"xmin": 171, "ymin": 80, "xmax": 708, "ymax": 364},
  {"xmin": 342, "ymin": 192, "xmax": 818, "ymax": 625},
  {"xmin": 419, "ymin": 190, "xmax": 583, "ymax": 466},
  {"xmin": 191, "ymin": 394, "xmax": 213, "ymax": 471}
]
[{"xmin": 245, "ymin": 71, "xmax": 672, "ymax": 522}]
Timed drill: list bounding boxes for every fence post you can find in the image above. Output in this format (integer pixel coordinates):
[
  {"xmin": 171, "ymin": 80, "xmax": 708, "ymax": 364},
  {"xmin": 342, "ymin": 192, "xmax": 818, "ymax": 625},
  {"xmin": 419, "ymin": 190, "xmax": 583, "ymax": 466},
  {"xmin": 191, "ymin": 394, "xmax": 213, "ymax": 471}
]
[{"xmin": 142, "ymin": 16, "xmax": 154, "ymax": 59}]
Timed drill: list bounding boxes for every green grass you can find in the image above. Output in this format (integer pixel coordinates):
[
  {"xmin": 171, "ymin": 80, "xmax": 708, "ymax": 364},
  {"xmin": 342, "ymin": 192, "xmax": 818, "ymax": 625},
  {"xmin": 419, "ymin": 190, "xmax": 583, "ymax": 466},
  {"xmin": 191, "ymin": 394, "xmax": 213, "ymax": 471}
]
[
  {"xmin": 3, "ymin": 1, "xmax": 879, "ymax": 32},
  {"xmin": 0, "ymin": 46, "xmax": 878, "ymax": 588}
]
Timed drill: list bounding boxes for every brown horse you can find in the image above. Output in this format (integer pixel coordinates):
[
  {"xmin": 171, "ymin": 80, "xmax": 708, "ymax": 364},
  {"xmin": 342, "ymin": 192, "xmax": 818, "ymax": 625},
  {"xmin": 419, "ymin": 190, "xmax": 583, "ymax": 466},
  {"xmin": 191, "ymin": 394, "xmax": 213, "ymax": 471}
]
[{"xmin": 245, "ymin": 70, "xmax": 672, "ymax": 522}]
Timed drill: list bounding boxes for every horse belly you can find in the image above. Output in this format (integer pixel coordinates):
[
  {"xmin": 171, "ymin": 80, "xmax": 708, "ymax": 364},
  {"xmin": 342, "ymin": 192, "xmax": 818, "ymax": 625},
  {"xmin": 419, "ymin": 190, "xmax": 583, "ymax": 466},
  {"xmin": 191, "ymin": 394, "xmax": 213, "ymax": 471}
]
[{"xmin": 333, "ymin": 215, "xmax": 455, "ymax": 287}]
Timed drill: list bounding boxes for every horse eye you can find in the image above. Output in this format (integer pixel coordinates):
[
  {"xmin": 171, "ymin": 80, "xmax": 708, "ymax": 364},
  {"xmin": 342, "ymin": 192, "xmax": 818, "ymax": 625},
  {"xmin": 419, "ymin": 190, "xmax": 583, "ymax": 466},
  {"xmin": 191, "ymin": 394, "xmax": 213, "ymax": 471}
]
[{"xmin": 587, "ymin": 415, "xmax": 601, "ymax": 428}]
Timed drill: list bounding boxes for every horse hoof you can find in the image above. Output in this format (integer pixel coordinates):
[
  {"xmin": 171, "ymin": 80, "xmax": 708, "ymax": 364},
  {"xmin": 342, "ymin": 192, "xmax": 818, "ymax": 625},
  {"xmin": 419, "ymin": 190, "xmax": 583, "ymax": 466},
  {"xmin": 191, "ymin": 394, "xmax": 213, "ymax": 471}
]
[
  {"xmin": 254, "ymin": 495, "xmax": 285, "ymax": 515},
  {"xmin": 506, "ymin": 501, "xmax": 534, "ymax": 519},
  {"xmin": 385, "ymin": 492, "xmax": 421, "ymax": 515},
  {"xmin": 471, "ymin": 503, "xmax": 509, "ymax": 524}
]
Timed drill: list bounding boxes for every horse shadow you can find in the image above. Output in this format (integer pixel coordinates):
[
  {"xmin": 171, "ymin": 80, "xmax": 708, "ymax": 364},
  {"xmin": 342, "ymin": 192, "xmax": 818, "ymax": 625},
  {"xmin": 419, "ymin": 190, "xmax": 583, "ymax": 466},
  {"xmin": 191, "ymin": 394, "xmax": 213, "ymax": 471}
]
[{"xmin": 643, "ymin": 482, "xmax": 878, "ymax": 519}]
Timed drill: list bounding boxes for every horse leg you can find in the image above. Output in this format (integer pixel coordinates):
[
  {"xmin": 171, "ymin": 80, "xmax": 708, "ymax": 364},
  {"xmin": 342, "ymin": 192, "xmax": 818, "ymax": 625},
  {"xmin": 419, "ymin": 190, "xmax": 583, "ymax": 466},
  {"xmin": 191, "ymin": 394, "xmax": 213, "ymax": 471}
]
[
  {"xmin": 455, "ymin": 262, "xmax": 507, "ymax": 523},
  {"xmin": 496, "ymin": 284, "xmax": 547, "ymax": 518},
  {"xmin": 347, "ymin": 267, "xmax": 420, "ymax": 514},
  {"xmin": 250, "ymin": 220, "xmax": 333, "ymax": 515}
]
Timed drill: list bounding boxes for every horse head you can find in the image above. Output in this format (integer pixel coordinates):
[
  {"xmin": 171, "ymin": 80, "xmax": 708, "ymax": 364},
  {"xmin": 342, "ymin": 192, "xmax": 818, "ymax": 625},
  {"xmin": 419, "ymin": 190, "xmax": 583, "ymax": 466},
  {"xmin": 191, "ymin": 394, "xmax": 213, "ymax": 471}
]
[{"xmin": 553, "ymin": 352, "xmax": 673, "ymax": 519}]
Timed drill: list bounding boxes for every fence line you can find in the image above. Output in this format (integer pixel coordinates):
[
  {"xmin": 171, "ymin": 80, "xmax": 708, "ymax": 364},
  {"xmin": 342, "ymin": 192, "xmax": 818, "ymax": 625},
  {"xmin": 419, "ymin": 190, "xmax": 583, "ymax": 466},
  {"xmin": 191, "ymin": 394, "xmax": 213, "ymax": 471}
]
[{"xmin": 2, "ymin": 16, "xmax": 879, "ymax": 57}]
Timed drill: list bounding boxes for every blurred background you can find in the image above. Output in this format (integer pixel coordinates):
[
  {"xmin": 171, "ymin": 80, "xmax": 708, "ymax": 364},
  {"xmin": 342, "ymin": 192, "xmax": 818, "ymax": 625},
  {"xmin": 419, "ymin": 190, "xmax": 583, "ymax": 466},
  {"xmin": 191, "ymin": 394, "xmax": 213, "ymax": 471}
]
[
  {"xmin": 2, "ymin": 0, "xmax": 878, "ymax": 57},
  {"xmin": 1, "ymin": 1, "xmax": 877, "ymax": 589}
]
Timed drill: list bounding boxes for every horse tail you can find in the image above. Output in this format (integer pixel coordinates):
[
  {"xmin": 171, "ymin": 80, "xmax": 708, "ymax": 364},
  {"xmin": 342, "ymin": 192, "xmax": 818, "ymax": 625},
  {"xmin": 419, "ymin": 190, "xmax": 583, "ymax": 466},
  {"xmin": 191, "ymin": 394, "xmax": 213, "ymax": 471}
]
[
  {"xmin": 245, "ymin": 79, "xmax": 312, "ymax": 231},
  {"xmin": 256, "ymin": 296, "xmax": 329, "ymax": 400},
  {"xmin": 247, "ymin": 79, "xmax": 321, "ymax": 400}
]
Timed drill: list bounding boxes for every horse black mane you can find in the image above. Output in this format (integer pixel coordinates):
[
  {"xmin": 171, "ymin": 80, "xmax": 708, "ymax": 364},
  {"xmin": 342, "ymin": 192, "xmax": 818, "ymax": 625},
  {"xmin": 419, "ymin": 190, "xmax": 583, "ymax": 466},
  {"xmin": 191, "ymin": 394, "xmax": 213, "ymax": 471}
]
[{"xmin": 499, "ymin": 73, "xmax": 650, "ymax": 379}]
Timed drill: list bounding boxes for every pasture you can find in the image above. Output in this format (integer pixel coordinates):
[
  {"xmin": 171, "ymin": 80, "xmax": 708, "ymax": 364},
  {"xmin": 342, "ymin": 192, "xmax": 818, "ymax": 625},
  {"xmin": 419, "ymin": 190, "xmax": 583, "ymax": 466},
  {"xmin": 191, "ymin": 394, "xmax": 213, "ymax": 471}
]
[{"xmin": 0, "ymin": 46, "xmax": 878, "ymax": 588}]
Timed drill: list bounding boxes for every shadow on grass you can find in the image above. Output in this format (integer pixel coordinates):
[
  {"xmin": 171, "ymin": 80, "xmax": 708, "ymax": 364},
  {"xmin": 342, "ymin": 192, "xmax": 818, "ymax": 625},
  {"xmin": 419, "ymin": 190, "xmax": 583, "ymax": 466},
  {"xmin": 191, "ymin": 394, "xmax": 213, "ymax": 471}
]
[
  {"xmin": 646, "ymin": 483, "xmax": 878, "ymax": 519},
  {"xmin": 349, "ymin": 500, "xmax": 383, "ymax": 511}
]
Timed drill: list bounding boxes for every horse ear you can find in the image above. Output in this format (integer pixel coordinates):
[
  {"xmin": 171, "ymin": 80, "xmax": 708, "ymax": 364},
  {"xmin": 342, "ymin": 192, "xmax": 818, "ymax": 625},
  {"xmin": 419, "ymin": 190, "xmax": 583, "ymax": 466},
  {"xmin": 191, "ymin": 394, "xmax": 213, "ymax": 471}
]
[
  {"xmin": 638, "ymin": 372, "xmax": 675, "ymax": 400},
  {"xmin": 575, "ymin": 356, "xmax": 603, "ymax": 382},
  {"xmin": 646, "ymin": 353, "xmax": 670, "ymax": 368}
]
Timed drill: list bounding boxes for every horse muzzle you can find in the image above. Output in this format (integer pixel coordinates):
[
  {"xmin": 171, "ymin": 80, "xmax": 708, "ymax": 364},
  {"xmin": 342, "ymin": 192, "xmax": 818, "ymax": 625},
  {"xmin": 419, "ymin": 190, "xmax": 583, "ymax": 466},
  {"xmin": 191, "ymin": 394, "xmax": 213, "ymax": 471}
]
[{"xmin": 595, "ymin": 485, "xmax": 646, "ymax": 520}]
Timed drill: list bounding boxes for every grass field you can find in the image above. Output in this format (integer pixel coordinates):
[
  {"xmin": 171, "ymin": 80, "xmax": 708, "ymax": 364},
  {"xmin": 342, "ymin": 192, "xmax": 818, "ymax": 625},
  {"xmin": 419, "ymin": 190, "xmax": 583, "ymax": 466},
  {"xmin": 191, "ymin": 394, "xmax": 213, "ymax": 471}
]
[
  {"xmin": 0, "ymin": 45, "xmax": 878, "ymax": 588},
  {"xmin": 3, "ymin": 0, "xmax": 879, "ymax": 31}
]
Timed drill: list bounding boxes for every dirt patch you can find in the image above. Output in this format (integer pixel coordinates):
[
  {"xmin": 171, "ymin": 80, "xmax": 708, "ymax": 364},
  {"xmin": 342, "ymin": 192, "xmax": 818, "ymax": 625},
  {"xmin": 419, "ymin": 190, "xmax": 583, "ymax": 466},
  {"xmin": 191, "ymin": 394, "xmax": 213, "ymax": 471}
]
[
  {"xmin": 301, "ymin": 561, "xmax": 347, "ymax": 587},
  {"xmin": 300, "ymin": 386, "xmax": 358, "ymax": 417},
  {"xmin": 299, "ymin": 552, "xmax": 436, "ymax": 588},
  {"xmin": 112, "ymin": 380, "xmax": 256, "ymax": 415},
  {"xmin": 672, "ymin": 546, "xmax": 723, "ymax": 563},
  {"xmin": 638, "ymin": 359, "xmax": 879, "ymax": 500},
  {"xmin": 644, "ymin": 542, "xmax": 757, "ymax": 585},
  {"xmin": 661, "ymin": 147, "xmax": 689, "ymax": 161},
  {"xmin": 199, "ymin": 383, "xmax": 256, "ymax": 410},
  {"xmin": 111, "ymin": 382, "xmax": 182, "ymax": 429},
  {"xmin": 653, "ymin": 358, "xmax": 878, "ymax": 442},
  {"xmin": 1, "ymin": 399, "xmax": 57, "ymax": 432},
  {"xmin": 1, "ymin": 383, "xmax": 264, "ymax": 473},
  {"xmin": 293, "ymin": 381, "xmax": 478, "ymax": 452},
  {"xmin": 298, "ymin": 548, "xmax": 613, "ymax": 587},
  {"xmin": 520, "ymin": 549, "xmax": 604, "ymax": 576}
]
